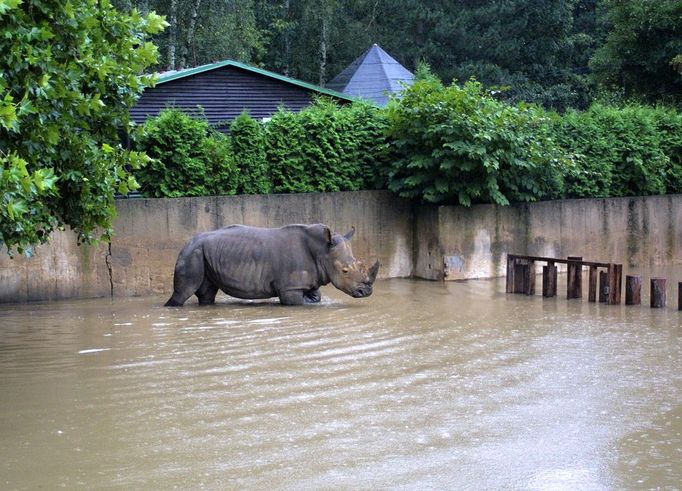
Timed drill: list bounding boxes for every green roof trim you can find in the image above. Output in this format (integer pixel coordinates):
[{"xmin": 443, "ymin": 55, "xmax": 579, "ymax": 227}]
[{"xmin": 156, "ymin": 60, "xmax": 362, "ymax": 103}]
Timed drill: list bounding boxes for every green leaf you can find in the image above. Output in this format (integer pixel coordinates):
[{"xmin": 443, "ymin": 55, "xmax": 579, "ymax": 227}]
[{"xmin": 0, "ymin": 0, "xmax": 22, "ymax": 16}]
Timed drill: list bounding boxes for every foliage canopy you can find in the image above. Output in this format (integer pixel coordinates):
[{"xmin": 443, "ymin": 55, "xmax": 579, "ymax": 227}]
[{"xmin": 0, "ymin": 0, "xmax": 165, "ymax": 254}]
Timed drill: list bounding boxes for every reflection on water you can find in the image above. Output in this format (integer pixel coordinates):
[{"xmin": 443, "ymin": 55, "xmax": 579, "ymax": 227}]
[{"xmin": 0, "ymin": 272, "xmax": 681, "ymax": 490}]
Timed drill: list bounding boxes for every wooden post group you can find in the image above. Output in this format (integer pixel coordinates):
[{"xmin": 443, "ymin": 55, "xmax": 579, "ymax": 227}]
[{"xmin": 505, "ymin": 254, "xmax": 679, "ymax": 311}]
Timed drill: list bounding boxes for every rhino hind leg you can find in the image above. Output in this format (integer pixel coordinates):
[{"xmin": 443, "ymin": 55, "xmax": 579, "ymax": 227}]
[
  {"xmin": 196, "ymin": 278, "xmax": 219, "ymax": 305},
  {"xmin": 164, "ymin": 248, "xmax": 205, "ymax": 307}
]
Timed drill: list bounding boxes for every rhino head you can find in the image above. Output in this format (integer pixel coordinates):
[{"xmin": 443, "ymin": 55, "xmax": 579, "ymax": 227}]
[{"xmin": 325, "ymin": 226, "xmax": 380, "ymax": 298}]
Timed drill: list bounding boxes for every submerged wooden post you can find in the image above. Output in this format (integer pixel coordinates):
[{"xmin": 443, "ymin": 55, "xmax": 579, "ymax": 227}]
[
  {"xmin": 588, "ymin": 266, "xmax": 598, "ymax": 302},
  {"xmin": 506, "ymin": 255, "xmax": 516, "ymax": 293},
  {"xmin": 567, "ymin": 256, "xmax": 582, "ymax": 299},
  {"xmin": 542, "ymin": 262, "xmax": 557, "ymax": 297},
  {"xmin": 514, "ymin": 260, "xmax": 536, "ymax": 295},
  {"xmin": 607, "ymin": 263, "xmax": 622, "ymax": 304},
  {"xmin": 526, "ymin": 261, "xmax": 536, "ymax": 295},
  {"xmin": 599, "ymin": 271, "xmax": 608, "ymax": 303},
  {"xmin": 679, "ymin": 282, "xmax": 682, "ymax": 311},
  {"xmin": 651, "ymin": 278, "xmax": 667, "ymax": 308},
  {"xmin": 625, "ymin": 275, "xmax": 641, "ymax": 305}
]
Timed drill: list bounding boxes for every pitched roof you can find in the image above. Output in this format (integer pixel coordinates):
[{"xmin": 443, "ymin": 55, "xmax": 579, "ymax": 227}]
[
  {"xmin": 155, "ymin": 59, "xmax": 358, "ymax": 103},
  {"xmin": 326, "ymin": 44, "xmax": 414, "ymax": 106}
]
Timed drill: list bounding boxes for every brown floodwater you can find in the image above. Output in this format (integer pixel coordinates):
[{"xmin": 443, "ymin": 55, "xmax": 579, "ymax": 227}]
[{"xmin": 1, "ymin": 272, "xmax": 681, "ymax": 490}]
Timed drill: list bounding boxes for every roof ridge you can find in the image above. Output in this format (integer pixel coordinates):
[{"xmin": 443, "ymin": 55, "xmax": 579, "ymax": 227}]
[{"xmin": 155, "ymin": 59, "xmax": 360, "ymax": 103}]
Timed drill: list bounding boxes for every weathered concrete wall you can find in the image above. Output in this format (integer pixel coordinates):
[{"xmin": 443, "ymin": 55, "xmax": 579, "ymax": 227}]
[
  {"xmin": 0, "ymin": 230, "xmax": 111, "ymax": 302},
  {"xmin": 414, "ymin": 195, "xmax": 682, "ymax": 280},
  {"xmin": 2, "ymin": 193, "xmax": 681, "ymax": 302},
  {"xmin": 0, "ymin": 191, "xmax": 413, "ymax": 302}
]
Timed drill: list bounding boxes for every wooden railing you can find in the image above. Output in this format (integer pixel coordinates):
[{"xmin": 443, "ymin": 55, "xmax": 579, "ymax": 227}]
[{"xmin": 506, "ymin": 254, "xmax": 623, "ymax": 304}]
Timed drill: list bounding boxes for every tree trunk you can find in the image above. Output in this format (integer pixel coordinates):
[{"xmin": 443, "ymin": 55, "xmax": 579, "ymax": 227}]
[
  {"xmin": 283, "ymin": 0, "xmax": 291, "ymax": 76},
  {"xmin": 167, "ymin": 0, "xmax": 178, "ymax": 71},
  {"xmin": 319, "ymin": 14, "xmax": 328, "ymax": 85},
  {"xmin": 179, "ymin": 0, "xmax": 202, "ymax": 69},
  {"xmin": 413, "ymin": 17, "xmax": 424, "ymax": 68}
]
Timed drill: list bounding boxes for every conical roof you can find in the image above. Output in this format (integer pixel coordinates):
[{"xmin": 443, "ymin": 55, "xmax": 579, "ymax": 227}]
[{"xmin": 326, "ymin": 44, "xmax": 414, "ymax": 106}]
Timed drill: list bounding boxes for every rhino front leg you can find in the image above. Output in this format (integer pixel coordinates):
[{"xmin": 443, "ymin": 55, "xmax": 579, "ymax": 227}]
[
  {"xmin": 278, "ymin": 289, "xmax": 305, "ymax": 306},
  {"xmin": 304, "ymin": 288, "xmax": 321, "ymax": 303}
]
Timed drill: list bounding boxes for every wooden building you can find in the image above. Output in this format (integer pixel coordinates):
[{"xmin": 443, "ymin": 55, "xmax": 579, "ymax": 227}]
[{"xmin": 131, "ymin": 60, "xmax": 356, "ymax": 129}]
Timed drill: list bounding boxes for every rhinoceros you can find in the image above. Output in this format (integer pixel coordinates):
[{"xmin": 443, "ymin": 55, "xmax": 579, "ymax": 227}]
[{"xmin": 164, "ymin": 224, "xmax": 380, "ymax": 306}]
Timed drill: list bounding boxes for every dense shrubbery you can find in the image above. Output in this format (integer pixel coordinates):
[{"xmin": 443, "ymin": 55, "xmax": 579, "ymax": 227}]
[
  {"xmin": 556, "ymin": 104, "xmax": 682, "ymax": 198},
  {"xmin": 1, "ymin": 0, "xmax": 164, "ymax": 254},
  {"xmin": 135, "ymin": 100, "xmax": 388, "ymax": 198},
  {"xmin": 230, "ymin": 112, "xmax": 271, "ymax": 195},
  {"xmin": 134, "ymin": 87, "xmax": 682, "ymax": 207},
  {"xmin": 135, "ymin": 109, "xmax": 238, "ymax": 197},
  {"xmin": 265, "ymin": 99, "xmax": 389, "ymax": 193},
  {"xmin": 384, "ymin": 76, "xmax": 566, "ymax": 205}
]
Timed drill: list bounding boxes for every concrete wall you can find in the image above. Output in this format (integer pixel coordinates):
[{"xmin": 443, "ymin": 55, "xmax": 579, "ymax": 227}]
[
  {"xmin": 2, "ymin": 192, "xmax": 681, "ymax": 302},
  {"xmin": 414, "ymin": 195, "xmax": 682, "ymax": 280},
  {"xmin": 0, "ymin": 191, "xmax": 413, "ymax": 302}
]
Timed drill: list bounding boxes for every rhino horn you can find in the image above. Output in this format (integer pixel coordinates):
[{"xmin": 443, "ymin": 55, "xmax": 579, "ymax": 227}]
[
  {"xmin": 344, "ymin": 226, "xmax": 355, "ymax": 240},
  {"xmin": 368, "ymin": 260, "xmax": 380, "ymax": 283}
]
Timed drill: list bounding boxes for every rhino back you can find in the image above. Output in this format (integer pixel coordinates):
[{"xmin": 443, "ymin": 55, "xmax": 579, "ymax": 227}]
[{"xmin": 200, "ymin": 225, "xmax": 322, "ymax": 298}]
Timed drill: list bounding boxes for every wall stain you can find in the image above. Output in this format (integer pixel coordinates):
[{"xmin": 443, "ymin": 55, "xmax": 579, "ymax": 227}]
[{"xmin": 626, "ymin": 198, "xmax": 639, "ymax": 268}]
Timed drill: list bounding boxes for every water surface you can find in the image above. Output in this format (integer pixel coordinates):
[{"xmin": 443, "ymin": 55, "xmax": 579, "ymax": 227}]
[{"xmin": 1, "ymin": 274, "xmax": 681, "ymax": 490}]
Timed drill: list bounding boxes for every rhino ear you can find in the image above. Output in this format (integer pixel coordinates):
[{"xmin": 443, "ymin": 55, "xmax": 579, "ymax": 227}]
[
  {"xmin": 309, "ymin": 224, "xmax": 332, "ymax": 247},
  {"xmin": 344, "ymin": 226, "xmax": 355, "ymax": 241}
]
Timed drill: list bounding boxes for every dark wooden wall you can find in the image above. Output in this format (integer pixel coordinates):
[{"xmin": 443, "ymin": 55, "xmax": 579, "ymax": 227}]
[{"xmin": 130, "ymin": 66, "xmax": 339, "ymax": 130}]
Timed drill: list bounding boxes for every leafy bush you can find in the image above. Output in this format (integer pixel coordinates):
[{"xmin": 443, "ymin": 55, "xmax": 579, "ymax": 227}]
[
  {"xmin": 0, "ymin": 154, "xmax": 58, "ymax": 254},
  {"xmin": 265, "ymin": 99, "xmax": 389, "ymax": 194},
  {"xmin": 264, "ymin": 109, "xmax": 312, "ymax": 193},
  {"xmin": 651, "ymin": 107, "xmax": 682, "ymax": 194},
  {"xmin": 556, "ymin": 104, "xmax": 679, "ymax": 198},
  {"xmin": 135, "ymin": 109, "xmax": 238, "ymax": 197},
  {"xmin": 384, "ymin": 76, "xmax": 566, "ymax": 206},
  {"xmin": 230, "ymin": 112, "xmax": 272, "ymax": 195}
]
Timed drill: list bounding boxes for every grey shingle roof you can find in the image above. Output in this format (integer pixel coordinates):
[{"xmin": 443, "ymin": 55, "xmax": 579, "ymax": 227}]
[{"xmin": 326, "ymin": 44, "xmax": 414, "ymax": 106}]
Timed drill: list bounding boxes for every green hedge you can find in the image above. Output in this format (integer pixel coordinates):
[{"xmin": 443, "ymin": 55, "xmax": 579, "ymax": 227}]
[
  {"xmin": 556, "ymin": 104, "xmax": 682, "ymax": 199},
  {"xmin": 133, "ymin": 92, "xmax": 682, "ymax": 206},
  {"xmin": 230, "ymin": 112, "xmax": 271, "ymax": 195},
  {"xmin": 134, "ymin": 100, "xmax": 388, "ymax": 198},
  {"xmin": 265, "ymin": 99, "xmax": 389, "ymax": 194}
]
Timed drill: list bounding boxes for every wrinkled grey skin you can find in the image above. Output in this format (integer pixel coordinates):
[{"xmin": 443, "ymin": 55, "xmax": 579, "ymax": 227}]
[{"xmin": 165, "ymin": 224, "xmax": 380, "ymax": 307}]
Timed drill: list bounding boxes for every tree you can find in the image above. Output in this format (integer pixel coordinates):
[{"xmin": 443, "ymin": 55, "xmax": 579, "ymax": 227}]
[
  {"xmin": 115, "ymin": 0, "xmax": 265, "ymax": 70},
  {"xmin": 590, "ymin": 0, "xmax": 682, "ymax": 105},
  {"xmin": 0, "ymin": 0, "xmax": 166, "ymax": 254}
]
